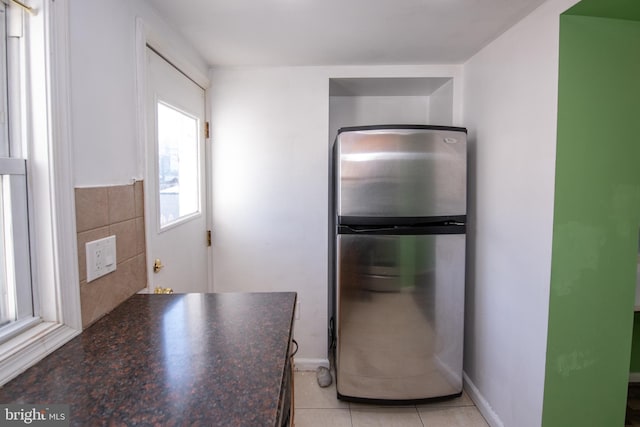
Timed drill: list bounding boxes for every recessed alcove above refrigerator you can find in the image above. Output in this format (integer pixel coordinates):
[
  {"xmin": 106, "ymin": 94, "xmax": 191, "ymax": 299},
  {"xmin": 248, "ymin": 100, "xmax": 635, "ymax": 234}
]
[{"xmin": 328, "ymin": 77, "xmax": 455, "ymax": 144}]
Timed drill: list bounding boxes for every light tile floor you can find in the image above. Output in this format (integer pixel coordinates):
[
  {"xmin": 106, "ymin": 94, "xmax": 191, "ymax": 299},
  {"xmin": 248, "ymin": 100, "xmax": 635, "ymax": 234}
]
[{"xmin": 294, "ymin": 371, "xmax": 489, "ymax": 427}]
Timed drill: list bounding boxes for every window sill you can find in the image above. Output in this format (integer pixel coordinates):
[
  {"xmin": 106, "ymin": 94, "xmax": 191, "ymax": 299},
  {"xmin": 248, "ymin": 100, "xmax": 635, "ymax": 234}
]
[{"xmin": 0, "ymin": 322, "xmax": 80, "ymax": 386}]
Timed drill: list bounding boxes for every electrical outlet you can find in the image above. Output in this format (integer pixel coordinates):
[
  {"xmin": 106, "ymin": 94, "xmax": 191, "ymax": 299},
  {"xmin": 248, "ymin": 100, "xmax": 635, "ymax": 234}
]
[{"xmin": 86, "ymin": 236, "xmax": 117, "ymax": 282}]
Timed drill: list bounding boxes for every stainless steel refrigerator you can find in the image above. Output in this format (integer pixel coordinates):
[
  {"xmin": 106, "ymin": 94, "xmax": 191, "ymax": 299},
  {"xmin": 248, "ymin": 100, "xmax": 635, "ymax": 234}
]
[{"xmin": 331, "ymin": 124, "xmax": 467, "ymax": 403}]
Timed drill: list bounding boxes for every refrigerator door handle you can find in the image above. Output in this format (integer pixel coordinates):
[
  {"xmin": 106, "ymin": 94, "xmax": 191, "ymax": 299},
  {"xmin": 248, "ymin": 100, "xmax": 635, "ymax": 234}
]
[
  {"xmin": 338, "ymin": 224, "xmax": 466, "ymax": 236},
  {"xmin": 341, "ymin": 225, "xmax": 397, "ymax": 234}
]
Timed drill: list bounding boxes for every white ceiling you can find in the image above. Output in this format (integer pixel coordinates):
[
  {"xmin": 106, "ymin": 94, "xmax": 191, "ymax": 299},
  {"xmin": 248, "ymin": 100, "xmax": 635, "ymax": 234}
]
[{"xmin": 146, "ymin": 0, "xmax": 549, "ymax": 67}]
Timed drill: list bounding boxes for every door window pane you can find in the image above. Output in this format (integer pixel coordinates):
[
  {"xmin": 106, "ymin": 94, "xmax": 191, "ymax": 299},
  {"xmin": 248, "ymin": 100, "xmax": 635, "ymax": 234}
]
[{"xmin": 157, "ymin": 101, "xmax": 200, "ymax": 228}]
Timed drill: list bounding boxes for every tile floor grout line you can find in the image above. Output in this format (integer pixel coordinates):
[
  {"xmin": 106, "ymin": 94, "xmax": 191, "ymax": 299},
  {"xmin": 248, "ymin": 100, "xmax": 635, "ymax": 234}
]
[
  {"xmin": 415, "ymin": 405, "xmax": 426, "ymax": 427},
  {"xmin": 293, "ymin": 370, "xmax": 489, "ymax": 426}
]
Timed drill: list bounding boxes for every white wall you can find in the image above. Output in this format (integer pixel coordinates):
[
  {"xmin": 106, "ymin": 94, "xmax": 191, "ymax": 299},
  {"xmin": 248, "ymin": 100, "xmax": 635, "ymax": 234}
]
[
  {"xmin": 210, "ymin": 64, "xmax": 462, "ymax": 365},
  {"xmin": 462, "ymin": 0, "xmax": 579, "ymax": 425},
  {"xmin": 328, "ymin": 95, "xmax": 430, "ymax": 144},
  {"xmin": 69, "ymin": 0, "xmax": 208, "ymax": 186},
  {"xmin": 429, "ymin": 80, "xmax": 454, "ymax": 126}
]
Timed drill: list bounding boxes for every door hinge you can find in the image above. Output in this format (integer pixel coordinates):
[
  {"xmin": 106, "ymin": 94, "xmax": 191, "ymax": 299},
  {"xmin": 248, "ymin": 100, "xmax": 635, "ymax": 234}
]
[
  {"xmin": 205, "ymin": 121, "xmax": 210, "ymax": 139},
  {"xmin": 207, "ymin": 230, "xmax": 212, "ymax": 247}
]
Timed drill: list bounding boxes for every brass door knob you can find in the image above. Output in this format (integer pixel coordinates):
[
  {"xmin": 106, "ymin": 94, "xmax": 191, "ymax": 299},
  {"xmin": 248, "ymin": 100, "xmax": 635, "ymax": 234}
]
[{"xmin": 153, "ymin": 259, "xmax": 164, "ymax": 273}]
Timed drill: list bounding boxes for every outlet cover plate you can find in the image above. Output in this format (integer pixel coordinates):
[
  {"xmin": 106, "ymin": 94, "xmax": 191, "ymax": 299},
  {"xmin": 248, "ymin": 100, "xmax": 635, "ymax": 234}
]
[{"xmin": 86, "ymin": 235, "xmax": 117, "ymax": 283}]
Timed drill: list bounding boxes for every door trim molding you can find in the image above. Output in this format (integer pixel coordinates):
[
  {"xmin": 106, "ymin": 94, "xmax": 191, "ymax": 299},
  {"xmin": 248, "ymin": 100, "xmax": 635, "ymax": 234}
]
[
  {"xmin": 135, "ymin": 18, "xmax": 212, "ymax": 293},
  {"xmin": 135, "ymin": 18, "xmax": 210, "ymax": 90},
  {"xmin": 134, "ymin": 17, "xmax": 211, "ymax": 199}
]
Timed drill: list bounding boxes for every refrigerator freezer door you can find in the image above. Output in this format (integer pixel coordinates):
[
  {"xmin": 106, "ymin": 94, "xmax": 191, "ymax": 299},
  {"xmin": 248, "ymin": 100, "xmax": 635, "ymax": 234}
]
[
  {"xmin": 336, "ymin": 232, "xmax": 465, "ymax": 401},
  {"xmin": 336, "ymin": 127, "xmax": 466, "ymax": 219}
]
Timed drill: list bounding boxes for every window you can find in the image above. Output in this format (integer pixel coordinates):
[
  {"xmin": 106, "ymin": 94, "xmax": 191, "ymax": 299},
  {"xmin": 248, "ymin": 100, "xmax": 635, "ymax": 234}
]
[
  {"xmin": 157, "ymin": 101, "xmax": 201, "ymax": 228},
  {"xmin": 0, "ymin": 1, "xmax": 36, "ymax": 340},
  {"xmin": 0, "ymin": 0, "xmax": 80, "ymax": 386}
]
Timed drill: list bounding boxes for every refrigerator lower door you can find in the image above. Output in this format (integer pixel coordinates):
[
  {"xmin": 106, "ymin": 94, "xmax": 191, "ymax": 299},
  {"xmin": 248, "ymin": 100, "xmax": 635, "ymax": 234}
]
[{"xmin": 336, "ymin": 233, "xmax": 465, "ymax": 402}]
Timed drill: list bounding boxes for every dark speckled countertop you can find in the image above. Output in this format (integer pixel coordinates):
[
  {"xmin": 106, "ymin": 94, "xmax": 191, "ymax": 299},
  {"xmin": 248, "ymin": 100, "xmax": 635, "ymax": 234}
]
[{"xmin": 0, "ymin": 292, "xmax": 297, "ymax": 426}]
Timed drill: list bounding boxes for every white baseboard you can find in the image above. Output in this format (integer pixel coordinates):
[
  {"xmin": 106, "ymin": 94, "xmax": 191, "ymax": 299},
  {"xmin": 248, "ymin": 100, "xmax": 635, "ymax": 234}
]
[
  {"xmin": 463, "ymin": 372, "xmax": 504, "ymax": 427},
  {"xmin": 293, "ymin": 357, "xmax": 330, "ymax": 371},
  {"xmin": 630, "ymin": 372, "xmax": 640, "ymax": 383}
]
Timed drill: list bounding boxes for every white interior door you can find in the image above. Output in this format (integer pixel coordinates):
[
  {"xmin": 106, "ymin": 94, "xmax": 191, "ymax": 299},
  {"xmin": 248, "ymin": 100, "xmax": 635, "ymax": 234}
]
[{"xmin": 145, "ymin": 47, "xmax": 209, "ymax": 293}]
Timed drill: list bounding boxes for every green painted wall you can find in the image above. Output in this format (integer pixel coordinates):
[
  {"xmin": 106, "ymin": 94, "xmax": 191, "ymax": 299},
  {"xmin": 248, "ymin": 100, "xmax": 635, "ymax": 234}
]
[
  {"xmin": 542, "ymin": 7, "xmax": 640, "ymax": 426},
  {"xmin": 565, "ymin": 0, "xmax": 640, "ymax": 21}
]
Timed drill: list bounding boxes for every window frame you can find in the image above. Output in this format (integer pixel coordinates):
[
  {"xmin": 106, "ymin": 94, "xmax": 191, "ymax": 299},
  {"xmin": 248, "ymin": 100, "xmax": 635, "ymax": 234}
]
[
  {"xmin": 0, "ymin": 1, "xmax": 35, "ymax": 338},
  {"xmin": 0, "ymin": 0, "xmax": 81, "ymax": 386}
]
